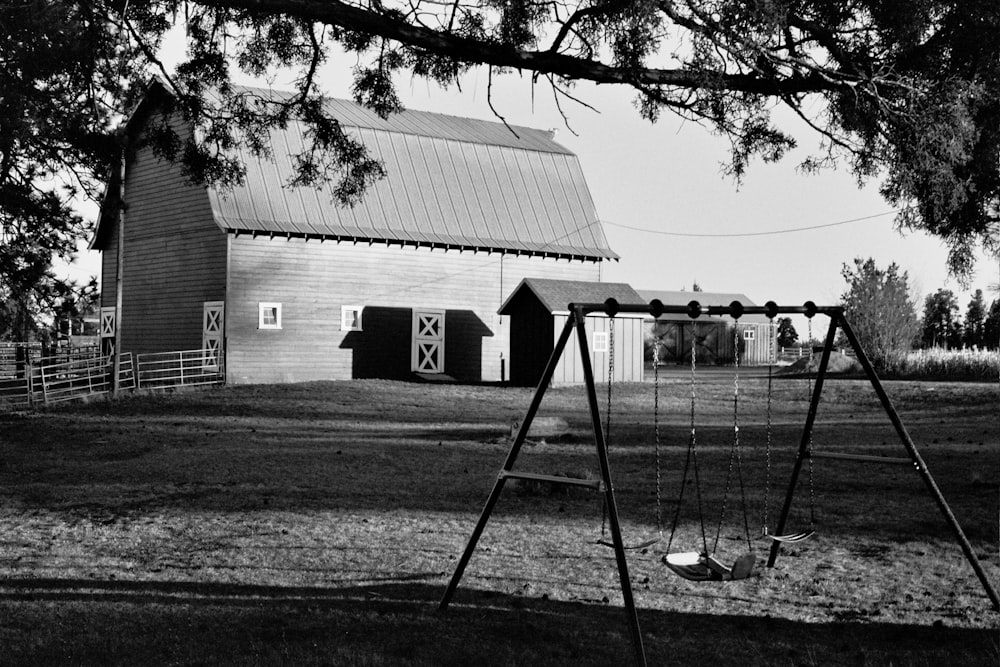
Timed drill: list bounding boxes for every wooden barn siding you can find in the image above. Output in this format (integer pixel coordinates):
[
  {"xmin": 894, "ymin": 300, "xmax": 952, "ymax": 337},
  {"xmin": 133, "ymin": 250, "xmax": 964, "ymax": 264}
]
[
  {"xmin": 225, "ymin": 236, "xmax": 601, "ymax": 384},
  {"xmin": 551, "ymin": 314, "xmax": 644, "ymax": 385},
  {"xmin": 101, "ymin": 145, "xmax": 227, "ymax": 354}
]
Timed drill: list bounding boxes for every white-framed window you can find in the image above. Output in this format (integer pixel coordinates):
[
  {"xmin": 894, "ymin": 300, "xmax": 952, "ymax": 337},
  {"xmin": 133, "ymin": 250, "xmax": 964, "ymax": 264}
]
[
  {"xmin": 341, "ymin": 305, "xmax": 363, "ymax": 331},
  {"xmin": 258, "ymin": 302, "xmax": 282, "ymax": 330},
  {"xmin": 743, "ymin": 329, "xmax": 756, "ymax": 341},
  {"xmin": 593, "ymin": 330, "xmax": 609, "ymax": 353}
]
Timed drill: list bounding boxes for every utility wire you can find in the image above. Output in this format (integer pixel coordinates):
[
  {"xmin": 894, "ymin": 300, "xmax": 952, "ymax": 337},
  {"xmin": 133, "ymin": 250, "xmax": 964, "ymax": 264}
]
[{"xmin": 603, "ymin": 210, "xmax": 898, "ymax": 238}]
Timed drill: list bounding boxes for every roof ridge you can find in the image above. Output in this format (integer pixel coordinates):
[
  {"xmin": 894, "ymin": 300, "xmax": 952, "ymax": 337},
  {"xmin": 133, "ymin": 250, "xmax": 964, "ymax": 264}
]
[{"xmin": 229, "ymin": 84, "xmax": 572, "ymax": 155}]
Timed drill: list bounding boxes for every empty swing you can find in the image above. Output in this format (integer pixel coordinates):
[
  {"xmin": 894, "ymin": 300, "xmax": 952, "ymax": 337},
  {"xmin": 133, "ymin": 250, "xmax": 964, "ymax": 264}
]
[
  {"xmin": 597, "ymin": 315, "xmax": 661, "ymax": 551},
  {"xmin": 760, "ymin": 301, "xmax": 816, "ymax": 544},
  {"xmin": 663, "ymin": 301, "xmax": 756, "ymax": 582}
]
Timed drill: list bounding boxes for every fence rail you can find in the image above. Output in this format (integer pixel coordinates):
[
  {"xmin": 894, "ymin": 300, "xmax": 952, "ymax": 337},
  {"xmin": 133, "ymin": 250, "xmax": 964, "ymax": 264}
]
[
  {"xmin": 0, "ymin": 348, "xmax": 224, "ymax": 410},
  {"xmin": 136, "ymin": 349, "xmax": 224, "ymax": 390},
  {"xmin": 39, "ymin": 354, "xmax": 134, "ymax": 405}
]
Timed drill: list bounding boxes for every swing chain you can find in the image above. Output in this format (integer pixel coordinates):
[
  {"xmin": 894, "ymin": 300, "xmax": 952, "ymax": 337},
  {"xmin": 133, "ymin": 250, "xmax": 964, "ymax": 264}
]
[
  {"xmin": 600, "ymin": 317, "xmax": 615, "ymax": 538},
  {"xmin": 653, "ymin": 343, "xmax": 662, "ymax": 536},
  {"xmin": 762, "ymin": 316, "xmax": 775, "ymax": 536},
  {"xmin": 806, "ymin": 316, "xmax": 817, "ymax": 528}
]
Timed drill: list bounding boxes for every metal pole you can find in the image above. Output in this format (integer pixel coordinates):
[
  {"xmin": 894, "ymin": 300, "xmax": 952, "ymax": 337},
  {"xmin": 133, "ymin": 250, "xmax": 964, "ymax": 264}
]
[
  {"xmin": 767, "ymin": 314, "xmax": 838, "ymax": 568},
  {"xmin": 439, "ymin": 315, "xmax": 577, "ymax": 610},
  {"xmin": 573, "ymin": 305, "xmax": 646, "ymax": 667},
  {"xmin": 838, "ymin": 315, "xmax": 1000, "ymax": 611}
]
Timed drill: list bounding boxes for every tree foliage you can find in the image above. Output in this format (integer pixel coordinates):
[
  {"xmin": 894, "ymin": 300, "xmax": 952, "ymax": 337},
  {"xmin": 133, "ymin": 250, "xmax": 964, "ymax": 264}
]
[
  {"xmin": 984, "ymin": 298, "xmax": 1000, "ymax": 350},
  {"xmin": 775, "ymin": 316, "xmax": 797, "ymax": 347},
  {"xmin": 3, "ymin": 0, "xmax": 1000, "ymax": 318},
  {"xmin": 839, "ymin": 257, "xmax": 918, "ymax": 371},
  {"xmin": 920, "ymin": 288, "xmax": 961, "ymax": 349},
  {"xmin": 962, "ymin": 289, "xmax": 987, "ymax": 349}
]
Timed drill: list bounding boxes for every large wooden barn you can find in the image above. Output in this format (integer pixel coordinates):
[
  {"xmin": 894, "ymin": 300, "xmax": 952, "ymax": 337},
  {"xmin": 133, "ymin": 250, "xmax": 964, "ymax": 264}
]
[{"xmin": 91, "ymin": 83, "xmax": 621, "ymax": 384}]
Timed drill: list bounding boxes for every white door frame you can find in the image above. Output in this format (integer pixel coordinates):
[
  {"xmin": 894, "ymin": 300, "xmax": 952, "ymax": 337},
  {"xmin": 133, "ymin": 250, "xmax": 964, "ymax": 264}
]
[
  {"xmin": 411, "ymin": 309, "xmax": 445, "ymax": 373},
  {"xmin": 202, "ymin": 301, "xmax": 225, "ymax": 370}
]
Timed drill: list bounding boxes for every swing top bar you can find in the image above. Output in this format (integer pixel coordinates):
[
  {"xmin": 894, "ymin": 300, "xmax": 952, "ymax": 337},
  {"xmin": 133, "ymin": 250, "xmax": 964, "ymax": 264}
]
[{"xmin": 568, "ymin": 299, "xmax": 844, "ymax": 320}]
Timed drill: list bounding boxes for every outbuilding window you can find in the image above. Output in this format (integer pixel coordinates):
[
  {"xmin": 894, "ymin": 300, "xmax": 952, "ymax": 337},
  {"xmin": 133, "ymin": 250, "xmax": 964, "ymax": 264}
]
[
  {"xmin": 593, "ymin": 331, "xmax": 609, "ymax": 353},
  {"xmin": 258, "ymin": 303, "xmax": 282, "ymax": 330},
  {"xmin": 743, "ymin": 329, "xmax": 756, "ymax": 341},
  {"xmin": 341, "ymin": 305, "xmax": 363, "ymax": 331}
]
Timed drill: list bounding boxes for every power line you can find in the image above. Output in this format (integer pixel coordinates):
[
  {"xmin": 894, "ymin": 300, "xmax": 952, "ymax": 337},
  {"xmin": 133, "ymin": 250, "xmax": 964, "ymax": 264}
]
[{"xmin": 603, "ymin": 210, "xmax": 898, "ymax": 238}]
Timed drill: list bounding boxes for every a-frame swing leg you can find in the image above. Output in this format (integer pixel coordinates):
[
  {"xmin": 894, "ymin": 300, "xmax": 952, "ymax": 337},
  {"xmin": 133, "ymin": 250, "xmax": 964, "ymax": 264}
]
[
  {"xmin": 767, "ymin": 313, "xmax": 1000, "ymax": 611},
  {"xmin": 837, "ymin": 315, "xmax": 1000, "ymax": 611},
  {"xmin": 439, "ymin": 306, "xmax": 648, "ymax": 666}
]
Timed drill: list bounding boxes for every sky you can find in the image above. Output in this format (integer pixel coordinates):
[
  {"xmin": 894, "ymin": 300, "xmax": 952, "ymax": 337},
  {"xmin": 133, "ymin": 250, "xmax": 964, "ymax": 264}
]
[{"xmin": 66, "ymin": 40, "xmax": 999, "ymax": 337}]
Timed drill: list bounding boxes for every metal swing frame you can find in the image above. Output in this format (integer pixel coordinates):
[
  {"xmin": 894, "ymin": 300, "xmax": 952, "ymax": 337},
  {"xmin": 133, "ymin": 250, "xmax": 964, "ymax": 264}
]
[{"xmin": 439, "ymin": 300, "xmax": 1000, "ymax": 667}]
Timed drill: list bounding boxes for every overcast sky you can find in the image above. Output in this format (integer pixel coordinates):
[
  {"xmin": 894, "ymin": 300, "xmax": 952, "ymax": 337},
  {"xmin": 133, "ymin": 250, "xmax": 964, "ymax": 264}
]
[{"xmin": 69, "ymin": 40, "xmax": 999, "ymax": 334}]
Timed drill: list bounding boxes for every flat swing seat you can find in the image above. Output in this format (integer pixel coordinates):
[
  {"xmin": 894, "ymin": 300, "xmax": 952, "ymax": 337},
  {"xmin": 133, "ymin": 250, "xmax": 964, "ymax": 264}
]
[
  {"xmin": 597, "ymin": 537, "xmax": 661, "ymax": 551},
  {"xmin": 663, "ymin": 551, "xmax": 756, "ymax": 582},
  {"xmin": 764, "ymin": 529, "xmax": 816, "ymax": 544}
]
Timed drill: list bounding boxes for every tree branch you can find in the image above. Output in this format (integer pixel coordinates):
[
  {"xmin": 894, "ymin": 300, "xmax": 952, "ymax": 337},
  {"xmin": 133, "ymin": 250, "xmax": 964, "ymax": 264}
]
[{"xmin": 196, "ymin": 0, "xmax": 848, "ymax": 96}]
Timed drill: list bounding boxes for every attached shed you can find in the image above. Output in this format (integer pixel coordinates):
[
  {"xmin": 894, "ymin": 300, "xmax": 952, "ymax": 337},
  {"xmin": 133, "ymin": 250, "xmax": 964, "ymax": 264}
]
[
  {"xmin": 91, "ymin": 83, "xmax": 619, "ymax": 384},
  {"xmin": 499, "ymin": 279, "xmax": 645, "ymax": 386},
  {"xmin": 639, "ymin": 290, "xmax": 776, "ymax": 367}
]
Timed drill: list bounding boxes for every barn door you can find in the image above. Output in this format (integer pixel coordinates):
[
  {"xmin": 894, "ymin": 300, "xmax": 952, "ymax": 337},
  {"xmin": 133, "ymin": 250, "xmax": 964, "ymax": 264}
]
[
  {"xmin": 202, "ymin": 301, "xmax": 224, "ymax": 369},
  {"xmin": 412, "ymin": 309, "xmax": 445, "ymax": 373},
  {"xmin": 100, "ymin": 306, "xmax": 116, "ymax": 357}
]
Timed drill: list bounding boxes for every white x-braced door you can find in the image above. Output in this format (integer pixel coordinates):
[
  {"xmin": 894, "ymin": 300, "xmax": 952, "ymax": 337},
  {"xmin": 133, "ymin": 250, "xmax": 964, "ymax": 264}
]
[
  {"xmin": 411, "ymin": 309, "xmax": 445, "ymax": 373},
  {"xmin": 202, "ymin": 301, "xmax": 224, "ymax": 369}
]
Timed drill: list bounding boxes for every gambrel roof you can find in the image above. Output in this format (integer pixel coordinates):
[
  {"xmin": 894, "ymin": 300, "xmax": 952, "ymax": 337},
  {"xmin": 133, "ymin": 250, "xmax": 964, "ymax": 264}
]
[{"xmin": 95, "ymin": 83, "xmax": 618, "ymax": 261}]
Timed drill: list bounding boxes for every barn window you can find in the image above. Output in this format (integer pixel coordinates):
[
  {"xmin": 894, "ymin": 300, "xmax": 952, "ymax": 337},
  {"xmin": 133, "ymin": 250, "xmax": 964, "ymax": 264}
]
[
  {"xmin": 258, "ymin": 303, "xmax": 282, "ymax": 330},
  {"xmin": 341, "ymin": 305, "xmax": 363, "ymax": 331},
  {"xmin": 593, "ymin": 331, "xmax": 609, "ymax": 353},
  {"xmin": 743, "ymin": 329, "xmax": 755, "ymax": 341}
]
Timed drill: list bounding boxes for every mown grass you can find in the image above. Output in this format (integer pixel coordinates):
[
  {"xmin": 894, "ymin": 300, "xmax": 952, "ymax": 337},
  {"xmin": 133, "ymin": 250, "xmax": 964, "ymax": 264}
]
[{"xmin": 0, "ymin": 378, "xmax": 997, "ymax": 665}]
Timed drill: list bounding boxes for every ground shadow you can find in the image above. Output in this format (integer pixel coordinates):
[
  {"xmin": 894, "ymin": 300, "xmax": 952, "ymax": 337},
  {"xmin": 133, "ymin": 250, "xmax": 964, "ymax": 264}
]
[{"xmin": 0, "ymin": 578, "xmax": 995, "ymax": 666}]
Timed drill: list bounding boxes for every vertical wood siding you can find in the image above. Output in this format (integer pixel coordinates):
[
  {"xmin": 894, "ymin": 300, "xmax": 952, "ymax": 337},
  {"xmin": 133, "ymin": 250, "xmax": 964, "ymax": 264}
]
[
  {"xmin": 101, "ymin": 142, "xmax": 227, "ymax": 354},
  {"xmin": 550, "ymin": 314, "xmax": 645, "ymax": 385},
  {"xmin": 226, "ymin": 236, "xmax": 601, "ymax": 384}
]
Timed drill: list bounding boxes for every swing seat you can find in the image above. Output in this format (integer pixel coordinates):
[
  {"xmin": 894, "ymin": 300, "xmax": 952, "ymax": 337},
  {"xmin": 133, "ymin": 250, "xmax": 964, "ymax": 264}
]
[
  {"xmin": 663, "ymin": 552, "xmax": 721, "ymax": 581},
  {"xmin": 765, "ymin": 529, "xmax": 815, "ymax": 544},
  {"xmin": 597, "ymin": 537, "xmax": 661, "ymax": 551},
  {"xmin": 663, "ymin": 551, "xmax": 755, "ymax": 582}
]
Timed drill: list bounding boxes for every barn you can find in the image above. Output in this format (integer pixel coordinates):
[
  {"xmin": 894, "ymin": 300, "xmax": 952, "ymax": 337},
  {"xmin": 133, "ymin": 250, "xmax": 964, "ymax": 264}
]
[
  {"xmin": 639, "ymin": 290, "xmax": 776, "ymax": 367},
  {"xmin": 498, "ymin": 278, "xmax": 645, "ymax": 386},
  {"xmin": 91, "ymin": 82, "xmax": 620, "ymax": 384}
]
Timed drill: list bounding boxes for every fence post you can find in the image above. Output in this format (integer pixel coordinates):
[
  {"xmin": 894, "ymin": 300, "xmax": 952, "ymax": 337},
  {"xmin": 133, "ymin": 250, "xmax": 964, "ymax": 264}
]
[{"xmin": 39, "ymin": 363, "xmax": 49, "ymax": 405}]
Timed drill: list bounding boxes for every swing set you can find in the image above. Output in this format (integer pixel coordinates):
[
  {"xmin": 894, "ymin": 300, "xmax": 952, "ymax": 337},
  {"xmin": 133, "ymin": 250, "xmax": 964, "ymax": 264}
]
[{"xmin": 439, "ymin": 299, "xmax": 999, "ymax": 667}]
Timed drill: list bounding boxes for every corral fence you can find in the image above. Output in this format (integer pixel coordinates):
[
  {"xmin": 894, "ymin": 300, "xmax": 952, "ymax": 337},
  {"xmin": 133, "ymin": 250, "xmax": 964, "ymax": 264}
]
[
  {"xmin": 0, "ymin": 348, "xmax": 224, "ymax": 410},
  {"xmin": 777, "ymin": 345, "xmax": 856, "ymax": 363}
]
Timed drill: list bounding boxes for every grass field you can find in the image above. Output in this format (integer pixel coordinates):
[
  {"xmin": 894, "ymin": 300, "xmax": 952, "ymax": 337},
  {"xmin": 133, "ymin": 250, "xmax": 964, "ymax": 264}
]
[{"xmin": 0, "ymin": 376, "xmax": 997, "ymax": 666}]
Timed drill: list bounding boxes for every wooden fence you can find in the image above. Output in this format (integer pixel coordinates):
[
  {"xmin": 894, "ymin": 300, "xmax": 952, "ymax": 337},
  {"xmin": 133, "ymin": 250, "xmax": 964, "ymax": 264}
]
[{"xmin": 0, "ymin": 349, "xmax": 224, "ymax": 410}]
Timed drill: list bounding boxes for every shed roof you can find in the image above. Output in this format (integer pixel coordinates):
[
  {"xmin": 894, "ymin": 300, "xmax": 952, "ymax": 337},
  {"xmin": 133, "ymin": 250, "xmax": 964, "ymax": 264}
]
[{"xmin": 499, "ymin": 278, "xmax": 644, "ymax": 315}]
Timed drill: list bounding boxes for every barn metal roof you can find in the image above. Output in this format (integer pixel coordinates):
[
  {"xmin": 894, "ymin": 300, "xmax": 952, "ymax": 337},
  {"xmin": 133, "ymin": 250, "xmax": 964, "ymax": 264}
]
[
  {"xmin": 206, "ymin": 87, "xmax": 617, "ymax": 260},
  {"xmin": 499, "ymin": 278, "xmax": 644, "ymax": 315}
]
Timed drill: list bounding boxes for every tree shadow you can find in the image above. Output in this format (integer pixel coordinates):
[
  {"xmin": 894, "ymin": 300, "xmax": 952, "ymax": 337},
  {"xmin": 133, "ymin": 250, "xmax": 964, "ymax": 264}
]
[{"xmin": 0, "ymin": 578, "xmax": 995, "ymax": 666}]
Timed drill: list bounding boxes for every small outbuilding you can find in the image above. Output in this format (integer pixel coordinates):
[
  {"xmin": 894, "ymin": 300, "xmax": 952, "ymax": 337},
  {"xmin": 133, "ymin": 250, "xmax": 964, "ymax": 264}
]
[
  {"xmin": 639, "ymin": 290, "xmax": 776, "ymax": 367},
  {"xmin": 499, "ymin": 278, "xmax": 645, "ymax": 386}
]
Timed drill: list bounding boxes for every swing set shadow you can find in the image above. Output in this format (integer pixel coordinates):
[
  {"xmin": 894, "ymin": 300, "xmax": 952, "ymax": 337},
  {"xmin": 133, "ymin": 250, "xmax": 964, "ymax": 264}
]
[{"xmin": 438, "ymin": 299, "xmax": 1000, "ymax": 667}]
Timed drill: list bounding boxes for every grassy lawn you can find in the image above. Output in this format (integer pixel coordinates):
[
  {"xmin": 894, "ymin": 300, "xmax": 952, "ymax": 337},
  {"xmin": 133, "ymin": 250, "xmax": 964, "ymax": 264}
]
[{"xmin": 0, "ymin": 377, "xmax": 997, "ymax": 665}]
